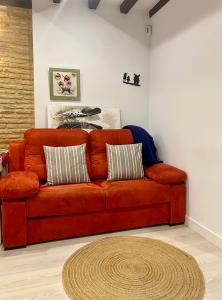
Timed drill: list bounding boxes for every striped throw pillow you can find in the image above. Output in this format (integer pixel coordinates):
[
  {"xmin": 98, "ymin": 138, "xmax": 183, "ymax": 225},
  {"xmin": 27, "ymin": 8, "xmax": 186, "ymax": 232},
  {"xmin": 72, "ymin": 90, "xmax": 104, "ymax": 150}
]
[
  {"xmin": 106, "ymin": 143, "xmax": 144, "ymax": 181},
  {"xmin": 43, "ymin": 144, "xmax": 90, "ymax": 185}
]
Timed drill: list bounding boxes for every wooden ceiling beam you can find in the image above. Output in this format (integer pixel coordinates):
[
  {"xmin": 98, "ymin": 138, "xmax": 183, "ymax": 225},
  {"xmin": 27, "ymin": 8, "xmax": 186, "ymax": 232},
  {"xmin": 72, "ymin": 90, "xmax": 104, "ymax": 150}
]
[
  {"xmin": 88, "ymin": 0, "xmax": 101, "ymax": 10},
  {"xmin": 0, "ymin": 0, "xmax": 31, "ymax": 9},
  {"xmin": 149, "ymin": 0, "xmax": 170, "ymax": 18},
  {"xmin": 120, "ymin": 0, "xmax": 138, "ymax": 14}
]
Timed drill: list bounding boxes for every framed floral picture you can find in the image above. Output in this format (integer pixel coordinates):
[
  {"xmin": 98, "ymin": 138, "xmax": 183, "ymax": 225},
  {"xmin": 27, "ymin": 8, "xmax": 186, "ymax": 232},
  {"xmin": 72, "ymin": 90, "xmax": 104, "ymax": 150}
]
[{"xmin": 49, "ymin": 68, "xmax": 80, "ymax": 101}]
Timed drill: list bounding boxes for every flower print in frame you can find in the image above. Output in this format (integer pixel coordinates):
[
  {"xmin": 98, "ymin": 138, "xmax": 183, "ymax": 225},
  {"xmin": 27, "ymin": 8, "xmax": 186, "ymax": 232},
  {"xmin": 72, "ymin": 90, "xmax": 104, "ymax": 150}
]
[{"xmin": 49, "ymin": 68, "xmax": 80, "ymax": 101}]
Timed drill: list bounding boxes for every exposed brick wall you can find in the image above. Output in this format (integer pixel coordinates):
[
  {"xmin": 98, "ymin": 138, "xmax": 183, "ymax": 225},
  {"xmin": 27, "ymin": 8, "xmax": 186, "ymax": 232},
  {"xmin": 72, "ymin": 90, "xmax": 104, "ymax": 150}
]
[{"xmin": 0, "ymin": 5, "xmax": 34, "ymax": 151}]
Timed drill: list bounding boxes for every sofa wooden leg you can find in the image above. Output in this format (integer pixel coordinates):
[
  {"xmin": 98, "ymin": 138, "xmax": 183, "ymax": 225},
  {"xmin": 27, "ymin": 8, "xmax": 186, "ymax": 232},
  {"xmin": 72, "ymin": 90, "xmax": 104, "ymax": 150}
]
[
  {"xmin": 3, "ymin": 244, "xmax": 27, "ymax": 250},
  {"xmin": 169, "ymin": 222, "xmax": 185, "ymax": 227}
]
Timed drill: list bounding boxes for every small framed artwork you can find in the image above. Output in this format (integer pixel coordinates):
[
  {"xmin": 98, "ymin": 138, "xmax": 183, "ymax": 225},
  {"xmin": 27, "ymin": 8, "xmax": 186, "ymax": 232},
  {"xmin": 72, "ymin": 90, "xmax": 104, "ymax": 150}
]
[{"xmin": 49, "ymin": 68, "xmax": 80, "ymax": 101}]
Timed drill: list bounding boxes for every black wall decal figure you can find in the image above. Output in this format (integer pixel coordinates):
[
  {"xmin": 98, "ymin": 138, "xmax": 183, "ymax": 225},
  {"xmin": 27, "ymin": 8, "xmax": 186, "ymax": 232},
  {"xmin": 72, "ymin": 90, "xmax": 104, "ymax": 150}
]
[
  {"xmin": 133, "ymin": 74, "xmax": 141, "ymax": 86},
  {"xmin": 123, "ymin": 72, "xmax": 128, "ymax": 83},
  {"xmin": 123, "ymin": 72, "xmax": 141, "ymax": 87}
]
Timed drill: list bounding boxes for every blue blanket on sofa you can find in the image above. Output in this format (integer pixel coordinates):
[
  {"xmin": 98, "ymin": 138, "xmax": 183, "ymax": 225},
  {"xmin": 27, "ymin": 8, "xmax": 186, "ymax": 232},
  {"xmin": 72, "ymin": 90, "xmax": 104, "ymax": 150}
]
[{"xmin": 123, "ymin": 125, "xmax": 162, "ymax": 166}]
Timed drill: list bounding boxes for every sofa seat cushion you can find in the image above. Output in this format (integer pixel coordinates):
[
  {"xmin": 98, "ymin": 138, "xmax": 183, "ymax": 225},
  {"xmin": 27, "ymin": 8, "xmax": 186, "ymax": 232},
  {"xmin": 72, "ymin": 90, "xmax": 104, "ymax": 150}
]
[
  {"xmin": 99, "ymin": 179, "xmax": 171, "ymax": 210},
  {"xmin": 27, "ymin": 182, "xmax": 105, "ymax": 218}
]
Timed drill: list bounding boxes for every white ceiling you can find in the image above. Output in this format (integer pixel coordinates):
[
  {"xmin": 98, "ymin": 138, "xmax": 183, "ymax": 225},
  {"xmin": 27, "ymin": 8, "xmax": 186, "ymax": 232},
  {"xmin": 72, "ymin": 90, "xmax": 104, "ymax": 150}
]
[{"xmin": 97, "ymin": 0, "xmax": 160, "ymax": 12}]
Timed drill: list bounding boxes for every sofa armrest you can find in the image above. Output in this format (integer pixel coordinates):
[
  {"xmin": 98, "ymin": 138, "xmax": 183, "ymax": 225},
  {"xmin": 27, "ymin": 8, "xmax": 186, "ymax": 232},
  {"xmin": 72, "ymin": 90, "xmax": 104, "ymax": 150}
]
[
  {"xmin": 0, "ymin": 171, "xmax": 39, "ymax": 200},
  {"xmin": 144, "ymin": 163, "xmax": 187, "ymax": 184}
]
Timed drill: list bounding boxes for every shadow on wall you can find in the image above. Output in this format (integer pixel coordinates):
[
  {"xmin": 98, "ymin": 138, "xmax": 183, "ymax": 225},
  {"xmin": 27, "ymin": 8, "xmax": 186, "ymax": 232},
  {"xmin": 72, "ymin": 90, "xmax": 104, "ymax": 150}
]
[
  {"xmin": 95, "ymin": 3, "xmax": 150, "ymax": 49},
  {"xmin": 151, "ymin": 0, "xmax": 222, "ymax": 49}
]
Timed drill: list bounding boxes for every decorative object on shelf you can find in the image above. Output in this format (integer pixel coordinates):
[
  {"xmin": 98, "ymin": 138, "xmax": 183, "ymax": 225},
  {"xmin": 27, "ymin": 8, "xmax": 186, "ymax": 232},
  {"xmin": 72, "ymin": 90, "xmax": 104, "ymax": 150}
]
[
  {"xmin": 48, "ymin": 104, "xmax": 120, "ymax": 131},
  {"xmin": 49, "ymin": 68, "xmax": 80, "ymax": 101},
  {"xmin": 123, "ymin": 72, "xmax": 141, "ymax": 86}
]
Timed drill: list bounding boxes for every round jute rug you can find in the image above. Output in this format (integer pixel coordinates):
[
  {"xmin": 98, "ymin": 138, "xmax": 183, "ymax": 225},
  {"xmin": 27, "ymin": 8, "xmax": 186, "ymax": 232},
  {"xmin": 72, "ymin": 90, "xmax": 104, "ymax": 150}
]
[{"xmin": 62, "ymin": 236, "xmax": 205, "ymax": 300}]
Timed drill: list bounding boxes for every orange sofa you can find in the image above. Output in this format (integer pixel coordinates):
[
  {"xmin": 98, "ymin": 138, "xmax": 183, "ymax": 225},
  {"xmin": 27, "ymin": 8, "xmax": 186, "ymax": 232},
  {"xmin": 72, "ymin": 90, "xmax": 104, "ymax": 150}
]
[{"xmin": 0, "ymin": 129, "xmax": 187, "ymax": 249}]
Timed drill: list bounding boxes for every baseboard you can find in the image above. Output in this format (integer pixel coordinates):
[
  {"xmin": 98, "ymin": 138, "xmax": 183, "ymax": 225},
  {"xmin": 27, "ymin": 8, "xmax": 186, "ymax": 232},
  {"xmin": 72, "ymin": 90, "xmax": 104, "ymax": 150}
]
[{"xmin": 186, "ymin": 217, "xmax": 222, "ymax": 250}]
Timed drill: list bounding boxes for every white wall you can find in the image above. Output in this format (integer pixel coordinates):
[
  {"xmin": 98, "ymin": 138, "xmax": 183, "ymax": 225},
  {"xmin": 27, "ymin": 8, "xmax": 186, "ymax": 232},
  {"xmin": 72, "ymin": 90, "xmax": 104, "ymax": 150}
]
[
  {"xmin": 32, "ymin": 0, "xmax": 150, "ymax": 129},
  {"xmin": 149, "ymin": 0, "xmax": 222, "ymax": 243},
  {"xmin": 33, "ymin": 0, "xmax": 222, "ymax": 246}
]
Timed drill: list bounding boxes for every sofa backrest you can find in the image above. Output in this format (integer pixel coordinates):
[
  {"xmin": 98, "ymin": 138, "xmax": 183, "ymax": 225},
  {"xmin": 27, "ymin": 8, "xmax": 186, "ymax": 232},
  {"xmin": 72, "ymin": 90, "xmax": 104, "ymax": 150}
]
[
  {"xmin": 9, "ymin": 128, "xmax": 134, "ymax": 181},
  {"xmin": 24, "ymin": 129, "xmax": 90, "ymax": 182},
  {"xmin": 89, "ymin": 129, "xmax": 133, "ymax": 179}
]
